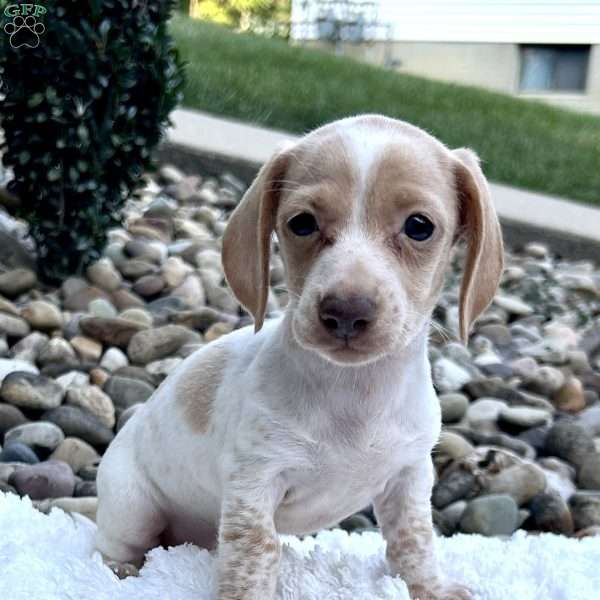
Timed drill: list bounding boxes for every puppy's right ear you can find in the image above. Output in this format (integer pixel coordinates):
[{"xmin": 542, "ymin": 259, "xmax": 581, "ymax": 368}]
[{"xmin": 222, "ymin": 149, "xmax": 291, "ymax": 332}]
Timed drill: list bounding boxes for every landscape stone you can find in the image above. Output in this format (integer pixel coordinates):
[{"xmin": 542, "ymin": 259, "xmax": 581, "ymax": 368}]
[
  {"xmin": 4, "ymin": 421, "xmax": 64, "ymax": 451},
  {"xmin": 0, "ymin": 371, "xmax": 64, "ymax": 410},
  {"xmin": 127, "ymin": 325, "xmax": 201, "ymax": 364},
  {"xmin": 545, "ymin": 421, "xmax": 596, "ymax": 469},
  {"xmin": 528, "ymin": 491, "xmax": 574, "ymax": 534},
  {"xmin": 0, "ymin": 268, "xmax": 37, "ymax": 298},
  {"xmin": 103, "ymin": 375, "xmax": 154, "ymax": 413},
  {"xmin": 79, "ymin": 316, "xmax": 148, "ymax": 348},
  {"xmin": 50, "ymin": 437, "xmax": 101, "ymax": 473},
  {"xmin": 460, "ymin": 494, "xmax": 519, "ymax": 536},
  {"xmin": 20, "ymin": 300, "xmax": 63, "ymax": 331},
  {"xmin": 42, "ymin": 406, "xmax": 114, "ymax": 447},
  {"xmin": 66, "ymin": 385, "xmax": 115, "ymax": 429},
  {"xmin": 10, "ymin": 459, "xmax": 75, "ymax": 499}
]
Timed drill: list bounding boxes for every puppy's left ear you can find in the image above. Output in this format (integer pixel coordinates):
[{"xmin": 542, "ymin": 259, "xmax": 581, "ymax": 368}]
[
  {"xmin": 222, "ymin": 148, "xmax": 290, "ymax": 332},
  {"xmin": 453, "ymin": 148, "xmax": 504, "ymax": 344}
]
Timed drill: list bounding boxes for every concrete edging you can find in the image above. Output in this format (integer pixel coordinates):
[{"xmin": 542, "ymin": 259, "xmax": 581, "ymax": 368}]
[{"xmin": 161, "ymin": 108, "xmax": 600, "ymax": 262}]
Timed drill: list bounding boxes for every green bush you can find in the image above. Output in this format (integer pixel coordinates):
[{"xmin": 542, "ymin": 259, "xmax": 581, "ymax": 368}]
[{"xmin": 0, "ymin": 0, "xmax": 185, "ymax": 282}]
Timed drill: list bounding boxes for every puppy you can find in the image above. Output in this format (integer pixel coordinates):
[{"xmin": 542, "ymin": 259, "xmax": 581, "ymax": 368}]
[{"xmin": 96, "ymin": 114, "xmax": 503, "ymax": 600}]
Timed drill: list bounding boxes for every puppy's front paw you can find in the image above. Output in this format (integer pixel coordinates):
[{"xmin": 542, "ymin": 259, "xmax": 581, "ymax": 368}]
[
  {"xmin": 104, "ymin": 559, "xmax": 140, "ymax": 579},
  {"xmin": 408, "ymin": 581, "xmax": 473, "ymax": 600}
]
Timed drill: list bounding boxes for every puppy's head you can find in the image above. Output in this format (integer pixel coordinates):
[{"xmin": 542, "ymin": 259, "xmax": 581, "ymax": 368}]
[{"xmin": 222, "ymin": 115, "xmax": 503, "ymax": 366}]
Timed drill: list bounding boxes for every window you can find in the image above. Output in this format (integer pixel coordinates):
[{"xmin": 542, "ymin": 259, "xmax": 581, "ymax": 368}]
[{"xmin": 519, "ymin": 45, "xmax": 590, "ymax": 93}]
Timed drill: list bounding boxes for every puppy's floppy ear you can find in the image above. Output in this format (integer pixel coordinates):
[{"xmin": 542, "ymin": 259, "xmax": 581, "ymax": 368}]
[
  {"xmin": 453, "ymin": 148, "xmax": 504, "ymax": 344},
  {"xmin": 222, "ymin": 149, "xmax": 290, "ymax": 332}
]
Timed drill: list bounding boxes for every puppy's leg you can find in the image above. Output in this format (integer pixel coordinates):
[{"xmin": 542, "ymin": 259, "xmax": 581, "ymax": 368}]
[
  {"xmin": 96, "ymin": 457, "xmax": 165, "ymax": 568},
  {"xmin": 217, "ymin": 490, "xmax": 281, "ymax": 600},
  {"xmin": 374, "ymin": 459, "xmax": 472, "ymax": 600}
]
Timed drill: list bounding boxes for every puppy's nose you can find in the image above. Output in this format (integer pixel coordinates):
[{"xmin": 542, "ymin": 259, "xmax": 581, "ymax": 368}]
[{"xmin": 319, "ymin": 294, "xmax": 376, "ymax": 339}]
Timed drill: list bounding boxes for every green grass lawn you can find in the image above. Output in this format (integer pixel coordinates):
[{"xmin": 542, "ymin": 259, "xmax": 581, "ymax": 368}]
[{"xmin": 171, "ymin": 15, "xmax": 600, "ymax": 206}]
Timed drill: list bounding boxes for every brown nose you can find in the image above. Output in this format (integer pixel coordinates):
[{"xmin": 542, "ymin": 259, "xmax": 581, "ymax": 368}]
[{"xmin": 318, "ymin": 294, "xmax": 377, "ymax": 340}]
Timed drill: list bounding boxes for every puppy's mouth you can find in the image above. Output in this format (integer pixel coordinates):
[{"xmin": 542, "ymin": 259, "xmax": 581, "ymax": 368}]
[
  {"xmin": 292, "ymin": 316, "xmax": 391, "ymax": 367},
  {"xmin": 323, "ymin": 340, "xmax": 384, "ymax": 366}
]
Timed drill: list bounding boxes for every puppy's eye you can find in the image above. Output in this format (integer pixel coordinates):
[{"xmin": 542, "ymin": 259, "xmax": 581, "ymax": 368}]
[
  {"xmin": 403, "ymin": 214, "xmax": 435, "ymax": 241},
  {"xmin": 288, "ymin": 212, "xmax": 319, "ymax": 236}
]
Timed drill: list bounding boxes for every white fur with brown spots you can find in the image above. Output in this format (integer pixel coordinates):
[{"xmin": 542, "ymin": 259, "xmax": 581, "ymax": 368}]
[{"xmin": 96, "ymin": 115, "xmax": 503, "ymax": 600}]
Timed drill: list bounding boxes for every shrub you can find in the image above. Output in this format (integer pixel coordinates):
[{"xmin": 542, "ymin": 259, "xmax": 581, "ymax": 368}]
[{"xmin": 0, "ymin": 0, "xmax": 185, "ymax": 282}]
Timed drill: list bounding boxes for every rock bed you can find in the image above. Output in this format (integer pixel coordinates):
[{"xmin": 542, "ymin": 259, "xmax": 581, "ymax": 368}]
[{"xmin": 0, "ymin": 164, "xmax": 599, "ymax": 541}]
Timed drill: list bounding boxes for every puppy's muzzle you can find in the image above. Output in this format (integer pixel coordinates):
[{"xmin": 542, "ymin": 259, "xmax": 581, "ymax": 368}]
[{"xmin": 318, "ymin": 294, "xmax": 377, "ymax": 340}]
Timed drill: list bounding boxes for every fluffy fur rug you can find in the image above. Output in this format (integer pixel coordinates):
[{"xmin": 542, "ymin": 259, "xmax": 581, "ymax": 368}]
[{"xmin": 1, "ymin": 492, "xmax": 598, "ymax": 600}]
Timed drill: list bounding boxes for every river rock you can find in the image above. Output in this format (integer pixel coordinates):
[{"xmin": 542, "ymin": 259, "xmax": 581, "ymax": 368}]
[
  {"xmin": 432, "ymin": 468, "xmax": 476, "ymax": 509},
  {"xmin": 552, "ymin": 377, "xmax": 586, "ymax": 413},
  {"xmin": 10, "ymin": 459, "xmax": 75, "ymax": 499},
  {"xmin": 578, "ymin": 453, "xmax": 600, "ymax": 490},
  {"xmin": 89, "ymin": 298, "xmax": 118, "ymax": 318},
  {"xmin": 432, "ymin": 358, "xmax": 472, "ymax": 393},
  {"xmin": 103, "ymin": 375, "xmax": 154, "ymax": 413},
  {"xmin": 0, "ymin": 371, "xmax": 64, "ymax": 410},
  {"xmin": 174, "ymin": 307, "xmax": 237, "ymax": 332},
  {"xmin": 133, "ymin": 274, "xmax": 165, "ymax": 297},
  {"xmin": 118, "ymin": 308, "xmax": 153, "ymax": 328},
  {"xmin": 0, "ymin": 358, "xmax": 38, "ymax": 384},
  {"xmin": 119, "ymin": 258, "xmax": 157, "ymax": 280},
  {"xmin": 70, "ymin": 336, "xmax": 103, "ymax": 362},
  {"xmin": 99, "ymin": 347, "xmax": 129, "ymax": 372},
  {"xmin": 171, "ymin": 274, "xmax": 206, "ymax": 307},
  {"xmin": 63, "ymin": 285, "xmax": 111, "ymax": 312},
  {"xmin": 0, "ymin": 268, "xmax": 37, "ymax": 298},
  {"xmin": 116, "ymin": 403, "xmax": 142, "ymax": 432},
  {"xmin": 0, "ymin": 404, "xmax": 28, "ymax": 436},
  {"xmin": 0, "ymin": 312, "xmax": 30, "ymax": 338},
  {"xmin": 436, "ymin": 431, "xmax": 475, "ymax": 460},
  {"xmin": 20, "ymin": 300, "xmax": 63, "ymax": 331},
  {"xmin": 50, "ymin": 437, "xmax": 100, "ymax": 473},
  {"xmin": 466, "ymin": 398, "xmax": 507, "ymax": 431},
  {"xmin": 483, "ymin": 462, "xmax": 546, "ymax": 505},
  {"xmin": 127, "ymin": 325, "xmax": 200, "ymax": 364},
  {"xmin": 0, "ymin": 441, "xmax": 39, "ymax": 464},
  {"xmin": 498, "ymin": 406, "xmax": 552, "ymax": 431},
  {"xmin": 42, "ymin": 406, "xmax": 114, "ymax": 447},
  {"xmin": 493, "ymin": 294, "xmax": 534, "ymax": 317},
  {"xmin": 66, "ymin": 385, "xmax": 115, "ymax": 429},
  {"xmin": 37, "ymin": 338, "xmax": 77, "ymax": 367},
  {"xmin": 460, "ymin": 494, "xmax": 519, "ymax": 536},
  {"xmin": 34, "ymin": 496, "xmax": 98, "ymax": 521},
  {"xmin": 110, "ymin": 289, "xmax": 145, "ymax": 311},
  {"xmin": 545, "ymin": 420, "xmax": 596, "ymax": 469},
  {"xmin": 578, "ymin": 405, "xmax": 600, "ymax": 436},
  {"xmin": 570, "ymin": 492, "xmax": 600, "ymax": 530},
  {"xmin": 86, "ymin": 259, "xmax": 122, "ymax": 292},
  {"xmin": 4, "ymin": 421, "xmax": 64, "ymax": 451},
  {"xmin": 75, "ymin": 480, "xmax": 97, "ymax": 497},
  {"xmin": 528, "ymin": 491, "xmax": 574, "ymax": 534},
  {"xmin": 162, "ymin": 256, "xmax": 191, "ymax": 288},
  {"xmin": 79, "ymin": 316, "xmax": 147, "ymax": 348}
]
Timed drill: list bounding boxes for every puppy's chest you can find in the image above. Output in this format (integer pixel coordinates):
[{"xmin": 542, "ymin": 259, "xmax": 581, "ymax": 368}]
[{"xmin": 273, "ymin": 421, "xmax": 423, "ymax": 535}]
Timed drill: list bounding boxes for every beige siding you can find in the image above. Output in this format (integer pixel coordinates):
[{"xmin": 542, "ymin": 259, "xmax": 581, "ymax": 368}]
[{"xmin": 292, "ymin": 1, "xmax": 600, "ymax": 44}]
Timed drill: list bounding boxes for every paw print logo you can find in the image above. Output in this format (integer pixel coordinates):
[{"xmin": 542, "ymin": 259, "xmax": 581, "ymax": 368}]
[{"xmin": 4, "ymin": 15, "xmax": 45, "ymax": 49}]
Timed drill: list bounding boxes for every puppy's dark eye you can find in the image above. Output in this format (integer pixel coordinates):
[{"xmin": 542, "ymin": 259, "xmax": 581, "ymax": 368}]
[
  {"xmin": 288, "ymin": 212, "xmax": 319, "ymax": 236},
  {"xmin": 404, "ymin": 214, "xmax": 435, "ymax": 241}
]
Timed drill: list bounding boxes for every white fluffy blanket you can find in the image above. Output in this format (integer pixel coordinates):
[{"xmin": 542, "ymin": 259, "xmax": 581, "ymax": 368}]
[{"xmin": 0, "ymin": 492, "xmax": 598, "ymax": 600}]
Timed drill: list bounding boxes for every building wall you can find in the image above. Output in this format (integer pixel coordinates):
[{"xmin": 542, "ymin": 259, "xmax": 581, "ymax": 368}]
[
  {"xmin": 301, "ymin": 40, "xmax": 600, "ymax": 115},
  {"xmin": 292, "ymin": 1, "xmax": 600, "ymax": 44}
]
